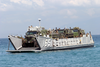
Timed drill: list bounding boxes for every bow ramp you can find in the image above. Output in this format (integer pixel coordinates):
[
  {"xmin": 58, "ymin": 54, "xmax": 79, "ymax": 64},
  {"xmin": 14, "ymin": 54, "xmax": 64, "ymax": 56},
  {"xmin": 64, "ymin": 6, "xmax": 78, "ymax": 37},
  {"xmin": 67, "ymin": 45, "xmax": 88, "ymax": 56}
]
[{"xmin": 7, "ymin": 35, "xmax": 41, "ymax": 53}]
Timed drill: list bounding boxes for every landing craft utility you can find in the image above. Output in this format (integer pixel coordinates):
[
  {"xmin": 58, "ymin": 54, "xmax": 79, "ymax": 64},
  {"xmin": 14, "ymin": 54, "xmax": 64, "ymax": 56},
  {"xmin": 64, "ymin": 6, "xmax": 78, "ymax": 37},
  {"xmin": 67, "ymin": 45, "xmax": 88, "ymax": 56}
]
[{"xmin": 7, "ymin": 22, "xmax": 94, "ymax": 53}]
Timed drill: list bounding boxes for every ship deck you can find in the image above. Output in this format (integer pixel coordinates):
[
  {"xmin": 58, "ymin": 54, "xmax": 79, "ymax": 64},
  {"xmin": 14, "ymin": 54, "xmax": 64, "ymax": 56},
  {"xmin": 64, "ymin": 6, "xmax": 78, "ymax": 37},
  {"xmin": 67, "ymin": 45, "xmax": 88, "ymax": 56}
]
[{"xmin": 6, "ymin": 47, "xmax": 42, "ymax": 53}]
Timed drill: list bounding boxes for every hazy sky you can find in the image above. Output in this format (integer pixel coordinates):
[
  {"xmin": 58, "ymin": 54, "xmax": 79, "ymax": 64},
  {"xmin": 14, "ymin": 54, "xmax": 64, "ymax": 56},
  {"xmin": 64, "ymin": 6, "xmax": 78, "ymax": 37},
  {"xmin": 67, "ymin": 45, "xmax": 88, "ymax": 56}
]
[{"xmin": 0, "ymin": 0, "xmax": 100, "ymax": 38}]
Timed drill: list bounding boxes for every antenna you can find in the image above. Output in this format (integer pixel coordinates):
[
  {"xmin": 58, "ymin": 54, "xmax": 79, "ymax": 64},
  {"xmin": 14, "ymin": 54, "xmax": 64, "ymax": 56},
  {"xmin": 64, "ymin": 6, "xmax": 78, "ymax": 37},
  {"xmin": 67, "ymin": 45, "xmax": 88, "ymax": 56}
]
[
  {"xmin": 38, "ymin": 18, "xmax": 41, "ymax": 31},
  {"xmin": 38, "ymin": 18, "xmax": 41, "ymax": 27}
]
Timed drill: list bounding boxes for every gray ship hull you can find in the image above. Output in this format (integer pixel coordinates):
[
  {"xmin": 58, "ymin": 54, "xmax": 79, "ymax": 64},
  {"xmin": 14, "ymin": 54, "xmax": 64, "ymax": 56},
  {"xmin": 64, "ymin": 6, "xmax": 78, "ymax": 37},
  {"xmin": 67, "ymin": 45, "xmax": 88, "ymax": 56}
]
[
  {"xmin": 7, "ymin": 35, "xmax": 94, "ymax": 53},
  {"xmin": 6, "ymin": 44, "xmax": 93, "ymax": 53},
  {"xmin": 36, "ymin": 36, "xmax": 94, "ymax": 51},
  {"xmin": 41, "ymin": 43, "xmax": 94, "ymax": 51}
]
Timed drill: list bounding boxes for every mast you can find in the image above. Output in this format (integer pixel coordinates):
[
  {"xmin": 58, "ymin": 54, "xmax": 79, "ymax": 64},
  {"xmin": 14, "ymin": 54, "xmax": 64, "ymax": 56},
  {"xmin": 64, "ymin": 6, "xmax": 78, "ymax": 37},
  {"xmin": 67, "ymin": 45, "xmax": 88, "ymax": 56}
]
[
  {"xmin": 38, "ymin": 18, "xmax": 41, "ymax": 27},
  {"xmin": 38, "ymin": 18, "xmax": 41, "ymax": 31}
]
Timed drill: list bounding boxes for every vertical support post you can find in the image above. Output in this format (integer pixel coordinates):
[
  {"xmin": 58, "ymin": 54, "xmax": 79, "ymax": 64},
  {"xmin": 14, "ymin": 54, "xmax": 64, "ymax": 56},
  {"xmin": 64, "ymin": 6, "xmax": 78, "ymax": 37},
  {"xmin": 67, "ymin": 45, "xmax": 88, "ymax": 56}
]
[
  {"xmin": 89, "ymin": 31, "xmax": 91, "ymax": 35},
  {"xmin": 39, "ymin": 20, "xmax": 40, "ymax": 28},
  {"xmin": 8, "ymin": 40, "xmax": 10, "ymax": 50}
]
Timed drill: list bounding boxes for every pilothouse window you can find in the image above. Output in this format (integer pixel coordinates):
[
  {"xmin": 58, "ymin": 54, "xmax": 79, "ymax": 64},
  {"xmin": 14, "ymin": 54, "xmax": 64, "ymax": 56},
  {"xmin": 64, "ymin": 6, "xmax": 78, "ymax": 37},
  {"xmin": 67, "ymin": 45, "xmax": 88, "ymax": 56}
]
[{"xmin": 26, "ymin": 31, "xmax": 37, "ymax": 35}]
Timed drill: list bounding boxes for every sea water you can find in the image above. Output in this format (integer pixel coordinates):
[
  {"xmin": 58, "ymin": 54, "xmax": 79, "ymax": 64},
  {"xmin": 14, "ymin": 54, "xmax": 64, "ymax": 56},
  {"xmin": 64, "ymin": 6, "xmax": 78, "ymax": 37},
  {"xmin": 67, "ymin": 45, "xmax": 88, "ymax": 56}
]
[{"xmin": 0, "ymin": 35, "xmax": 100, "ymax": 67}]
